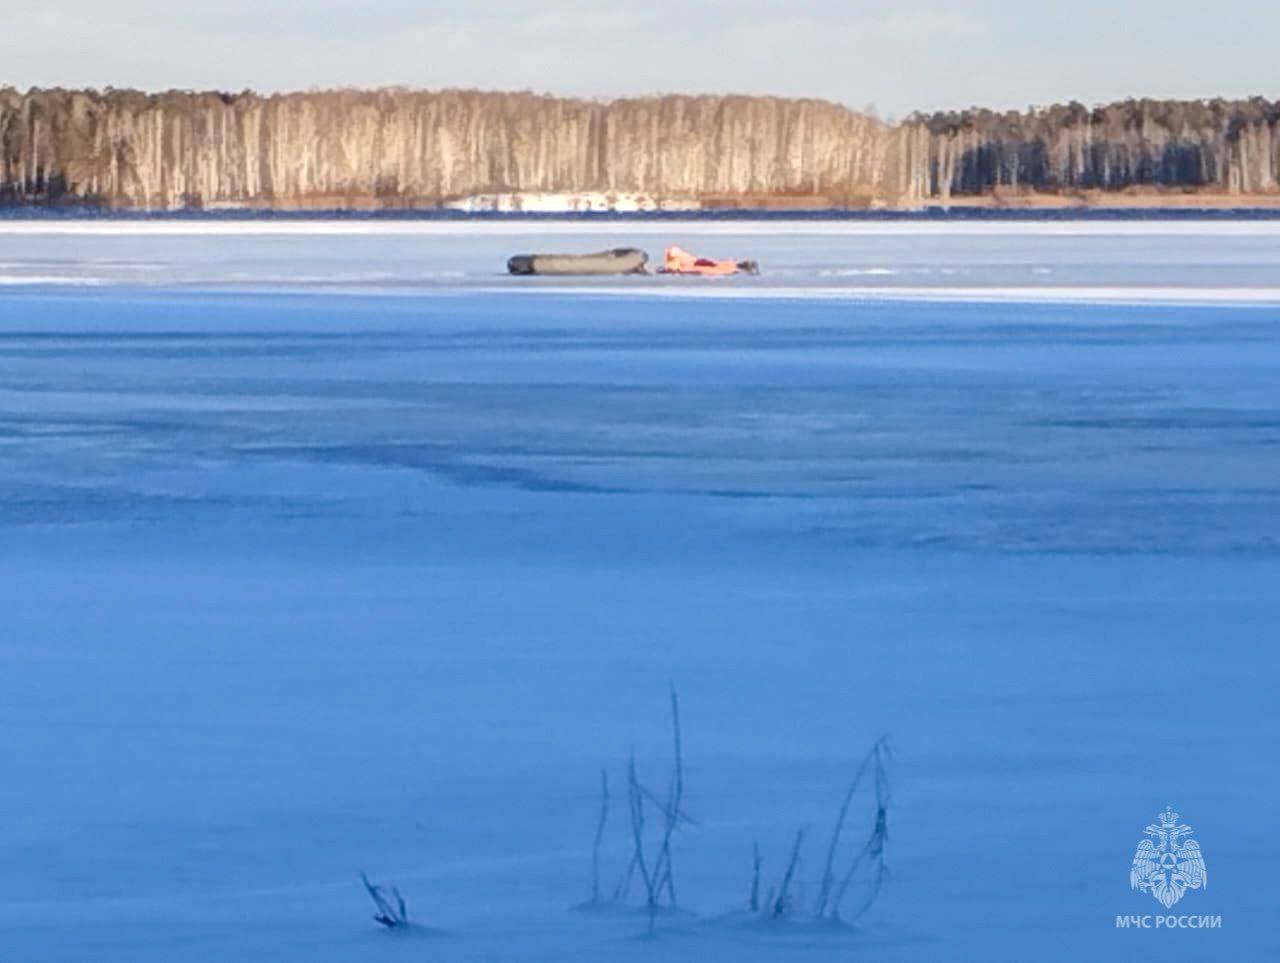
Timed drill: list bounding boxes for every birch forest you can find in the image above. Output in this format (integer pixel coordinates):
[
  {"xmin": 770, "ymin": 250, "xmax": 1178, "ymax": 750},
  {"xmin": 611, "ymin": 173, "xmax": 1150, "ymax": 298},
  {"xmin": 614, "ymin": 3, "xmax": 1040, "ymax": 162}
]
[{"xmin": 2, "ymin": 87, "xmax": 1278, "ymax": 208}]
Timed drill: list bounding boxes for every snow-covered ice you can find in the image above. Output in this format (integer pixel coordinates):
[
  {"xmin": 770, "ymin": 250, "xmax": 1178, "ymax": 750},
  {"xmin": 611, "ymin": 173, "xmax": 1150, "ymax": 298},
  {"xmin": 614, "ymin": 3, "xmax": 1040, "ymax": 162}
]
[
  {"xmin": 4, "ymin": 217, "xmax": 1280, "ymax": 301},
  {"xmin": 0, "ymin": 221, "xmax": 1277, "ymax": 961}
]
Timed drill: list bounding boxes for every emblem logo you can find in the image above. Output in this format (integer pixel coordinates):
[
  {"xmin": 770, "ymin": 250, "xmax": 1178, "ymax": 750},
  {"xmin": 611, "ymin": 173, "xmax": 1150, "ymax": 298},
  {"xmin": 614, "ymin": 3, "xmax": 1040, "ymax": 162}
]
[{"xmin": 1130, "ymin": 806, "xmax": 1208, "ymax": 909}]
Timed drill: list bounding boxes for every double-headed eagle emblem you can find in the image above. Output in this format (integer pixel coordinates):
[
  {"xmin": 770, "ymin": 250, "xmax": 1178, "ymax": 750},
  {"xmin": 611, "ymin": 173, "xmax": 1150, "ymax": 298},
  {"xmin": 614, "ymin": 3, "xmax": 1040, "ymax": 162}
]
[{"xmin": 1130, "ymin": 806, "xmax": 1208, "ymax": 908}]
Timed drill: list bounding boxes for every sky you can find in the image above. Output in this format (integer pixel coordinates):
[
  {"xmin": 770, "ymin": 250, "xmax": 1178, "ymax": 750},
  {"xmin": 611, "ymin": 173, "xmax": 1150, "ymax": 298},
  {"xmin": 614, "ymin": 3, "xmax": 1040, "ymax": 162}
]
[{"xmin": 4, "ymin": 0, "xmax": 1275, "ymax": 117}]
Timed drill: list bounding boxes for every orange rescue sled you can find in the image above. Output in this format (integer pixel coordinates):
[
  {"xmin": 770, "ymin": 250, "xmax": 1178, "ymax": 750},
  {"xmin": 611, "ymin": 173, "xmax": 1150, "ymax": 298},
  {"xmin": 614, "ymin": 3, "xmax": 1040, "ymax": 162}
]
[{"xmin": 662, "ymin": 245, "xmax": 759, "ymax": 276}]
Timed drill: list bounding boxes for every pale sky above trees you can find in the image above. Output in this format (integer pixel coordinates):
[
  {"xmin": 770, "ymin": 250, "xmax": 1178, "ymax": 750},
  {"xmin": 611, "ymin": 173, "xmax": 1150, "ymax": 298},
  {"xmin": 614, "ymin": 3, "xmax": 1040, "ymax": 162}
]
[{"xmin": 4, "ymin": 0, "xmax": 1274, "ymax": 116}]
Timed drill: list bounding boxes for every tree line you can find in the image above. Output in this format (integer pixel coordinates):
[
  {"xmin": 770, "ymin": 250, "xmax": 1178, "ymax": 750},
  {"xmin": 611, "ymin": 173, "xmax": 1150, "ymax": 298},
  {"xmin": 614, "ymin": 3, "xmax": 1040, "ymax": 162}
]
[
  {"xmin": 901, "ymin": 98, "xmax": 1280, "ymax": 197},
  {"xmin": 2, "ymin": 86, "xmax": 1277, "ymax": 208}
]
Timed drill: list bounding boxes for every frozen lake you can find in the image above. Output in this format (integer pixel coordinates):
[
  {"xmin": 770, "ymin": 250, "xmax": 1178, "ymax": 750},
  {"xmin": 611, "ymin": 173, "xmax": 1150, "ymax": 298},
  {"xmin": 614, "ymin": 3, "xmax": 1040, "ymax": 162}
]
[
  {"xmin": 0, "ymin": 221, "xmax": 1277, "ymax": 961},
  {"xmin": 5, "ymin": 216, "xmax": 1280, "ymax": 301}
]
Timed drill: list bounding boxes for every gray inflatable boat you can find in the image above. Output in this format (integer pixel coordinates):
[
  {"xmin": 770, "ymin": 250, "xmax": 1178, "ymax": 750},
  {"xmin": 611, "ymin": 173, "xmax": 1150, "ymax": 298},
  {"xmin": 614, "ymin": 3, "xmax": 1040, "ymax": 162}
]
[{"xmin": 507, "ymin": 247, "xmax": 649, "ymax": 276}]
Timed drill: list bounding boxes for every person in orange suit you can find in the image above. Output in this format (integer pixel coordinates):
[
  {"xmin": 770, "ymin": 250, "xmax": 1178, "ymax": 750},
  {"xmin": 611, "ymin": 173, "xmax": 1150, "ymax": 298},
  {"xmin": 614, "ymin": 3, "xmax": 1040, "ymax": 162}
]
[{"xmin": 663, "ymin": 245, "xmax": 759, "ymax": 276}]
